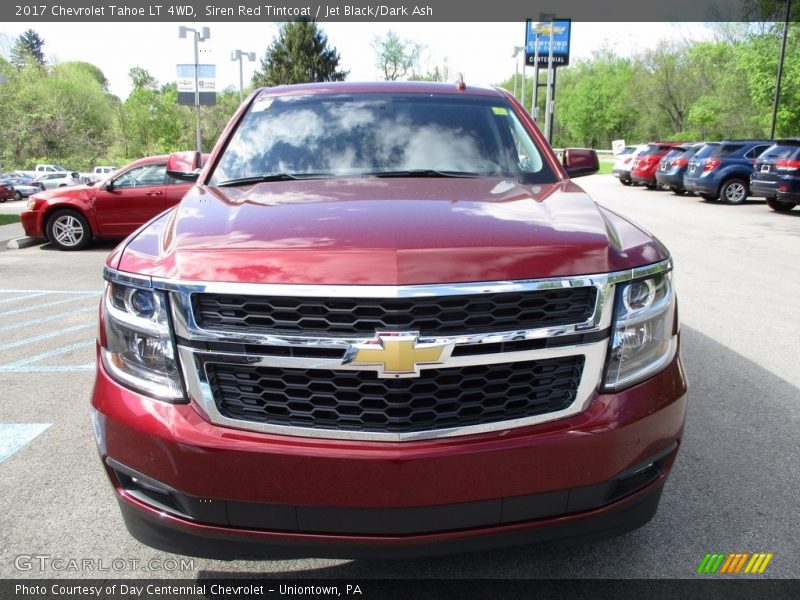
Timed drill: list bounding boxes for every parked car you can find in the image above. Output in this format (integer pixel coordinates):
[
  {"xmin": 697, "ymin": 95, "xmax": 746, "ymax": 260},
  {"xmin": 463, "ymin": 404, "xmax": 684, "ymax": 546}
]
[
  {"xmin": 683, "ymin": 139, "xmax": 772, "ymax": 203},
  {"xmin": 34, "ymin": 171, "xmax": 81, "ymax": 190},
  {"xmin": 630, "ymin": 142, "xmax": 686, "ymax": 189},
  {"xmin": 0, "ymin": 171, "xmax": 44, "ymax": 202},
  {"xmin": 0, "ymin": 172, "xmax": 45, "ymax": 201},
  {"xmin": 0, "ymin": 183, "xmax": 15, "ymax": 203},
  {"xmin": 92, "ymin": 81, "xmax": 686, "ymax": 559},
  {"xmin": 655, "ymin": 142, "xmax": 718, "ymax": 195},
  {"xmin": 750, "ymin": 139, "xmax": 800, "ymax": 212},
  {"xmin": 612, "ymin": 144, "xmax": 646, "ymax": 185},
  {"xmin": 21, "ymin": 153, "xmax": 198, "ymax": 250}
]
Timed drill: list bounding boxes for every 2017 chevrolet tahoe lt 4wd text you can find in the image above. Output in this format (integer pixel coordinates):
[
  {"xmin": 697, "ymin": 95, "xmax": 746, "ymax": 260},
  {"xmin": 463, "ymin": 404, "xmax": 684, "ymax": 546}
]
[{"xmin": 91, "ymin": 81, "xmax": 687, "ymax": 558}]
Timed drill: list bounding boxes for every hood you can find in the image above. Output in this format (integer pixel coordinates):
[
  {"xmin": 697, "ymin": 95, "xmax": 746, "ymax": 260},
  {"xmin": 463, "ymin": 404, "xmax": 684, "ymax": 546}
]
[
  {"xmin": 113, "ymin": 178, "xmax": 668, "ymax": 285},
  {"xmin": 36, "ymin": 184, "xmax": 95, "ymax": 201}
]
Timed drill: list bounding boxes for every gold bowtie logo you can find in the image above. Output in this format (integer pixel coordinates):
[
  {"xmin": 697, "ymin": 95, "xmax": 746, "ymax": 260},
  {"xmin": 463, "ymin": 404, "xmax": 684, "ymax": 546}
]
[{"xmin": 344, "ymin": 332, "xmax": 454, "ymax": 378}]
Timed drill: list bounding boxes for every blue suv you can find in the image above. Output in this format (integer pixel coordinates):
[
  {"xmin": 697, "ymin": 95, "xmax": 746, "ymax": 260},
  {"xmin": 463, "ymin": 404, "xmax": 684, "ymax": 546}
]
[{"xmin": 683, "ymin": 140, "xmax": 773, "ymax": 204}]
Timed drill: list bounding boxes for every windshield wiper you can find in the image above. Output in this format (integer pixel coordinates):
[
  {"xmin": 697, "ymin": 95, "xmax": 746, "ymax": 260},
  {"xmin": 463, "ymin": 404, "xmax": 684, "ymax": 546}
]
[
  {"xmin": 365, "ymin": 169, "xmax": 482, "ymax": 179},
  {"xmin": 218, "ymin": 173, "xmax": 324, "ymax": 187}
]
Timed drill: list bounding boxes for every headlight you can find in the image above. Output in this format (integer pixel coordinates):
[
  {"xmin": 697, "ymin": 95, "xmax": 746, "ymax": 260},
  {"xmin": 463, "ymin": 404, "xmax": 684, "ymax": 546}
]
[
  {"xmin": 100, "ymin": 281, "xmax": 184, "ymax": 402},
  {"xmin": 603, "ymin": 271, "xmax": 677, "ymax": 390}
]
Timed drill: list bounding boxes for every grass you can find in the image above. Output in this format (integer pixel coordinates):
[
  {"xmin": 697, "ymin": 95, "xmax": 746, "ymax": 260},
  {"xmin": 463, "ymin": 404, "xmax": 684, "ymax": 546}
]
[
  {"xmin": 597, "ymin": 160, "xmax": 613, "ymax": 175},
  {"xmin": 0, "ymin": 214, "xmax": 21, "ymax": 226}
]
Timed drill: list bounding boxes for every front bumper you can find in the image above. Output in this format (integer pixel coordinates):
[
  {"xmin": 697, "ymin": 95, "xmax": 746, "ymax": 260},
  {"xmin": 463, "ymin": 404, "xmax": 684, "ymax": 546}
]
[
  {"xmin": 92, "ymin": 348, "xmax": 687, "ymax": 558},
  {"xmin": 20, "ymin": 210, "xmax": 44, "ymax": 238}
]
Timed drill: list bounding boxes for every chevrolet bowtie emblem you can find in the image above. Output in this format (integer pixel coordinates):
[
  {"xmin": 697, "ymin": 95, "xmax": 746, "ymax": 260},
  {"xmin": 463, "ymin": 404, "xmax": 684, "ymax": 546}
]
[{"xmin": 343, "ymin": 332, "xmax": 454, "ymax": 378}]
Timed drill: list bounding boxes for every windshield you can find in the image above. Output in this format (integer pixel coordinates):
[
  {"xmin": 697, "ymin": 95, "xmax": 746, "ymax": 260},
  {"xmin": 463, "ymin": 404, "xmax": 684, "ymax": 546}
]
[{"xmin": 209, "ymin": 92, "xmax": 556, "ymax": 186}]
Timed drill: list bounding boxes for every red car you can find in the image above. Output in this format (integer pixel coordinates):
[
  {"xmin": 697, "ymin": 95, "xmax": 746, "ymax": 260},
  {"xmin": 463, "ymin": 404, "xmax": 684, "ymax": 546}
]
[
  {"xmin": 21, "ymin": 153, "xmax": 198, "ymax": 250},
  {"xmin": 0, "ymin": 183, "xmax": 16, "ymax": 202},
  {"xmin": 630, "ymin": 142, "xmax": 686, "ymax": 189},
  {"xmin": 93, "ymin": 82, "xmax": 687, "ymax": 558}
]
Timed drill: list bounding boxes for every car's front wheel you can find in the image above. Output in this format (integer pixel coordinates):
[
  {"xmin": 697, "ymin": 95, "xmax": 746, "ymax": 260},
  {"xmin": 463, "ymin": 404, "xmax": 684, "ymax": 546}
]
[
  {"xmin": 767, "ymin": 197, "xmax": 796, "ymax": 212},
  {"xmin": 46, "ymin": 210, "xmax": 92, "ymax": 251},
  {"xmin": 720, "ymin": 179, "xmax": 748, "ymax": 204},
  {"xmin": 14, "ymin": 190, "xmax": 22, "ymax": 202}
]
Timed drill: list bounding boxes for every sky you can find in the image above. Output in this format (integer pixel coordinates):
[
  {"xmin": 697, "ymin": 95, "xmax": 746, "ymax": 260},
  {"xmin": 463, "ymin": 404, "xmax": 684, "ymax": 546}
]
[{"xmin": 0, "ymin": 22, "xmax": 715, "ymax": 99}]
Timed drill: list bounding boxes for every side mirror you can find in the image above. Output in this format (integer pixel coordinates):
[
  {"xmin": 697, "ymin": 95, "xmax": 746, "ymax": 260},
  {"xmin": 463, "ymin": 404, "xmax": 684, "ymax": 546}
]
[
  {"xmin": 563, "ymin": 148, "xmax": 600, "ymax": 178},
  {"xmin": 166, "ymin": 151, "xmax": 203, "ymax": 182},
  {"xmin": 104, "ymin": 180, "xmax": 115, "ymax": 191}
]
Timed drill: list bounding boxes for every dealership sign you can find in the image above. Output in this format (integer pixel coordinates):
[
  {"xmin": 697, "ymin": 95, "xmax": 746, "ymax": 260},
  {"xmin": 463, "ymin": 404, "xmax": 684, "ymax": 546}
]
[
  {"xmin": 525, "ymin": 19, "xmax": 571, "ymax": 67},
  {"xmin": 177, "ymin": 64, "xmax": 216, "ymax": 106}
]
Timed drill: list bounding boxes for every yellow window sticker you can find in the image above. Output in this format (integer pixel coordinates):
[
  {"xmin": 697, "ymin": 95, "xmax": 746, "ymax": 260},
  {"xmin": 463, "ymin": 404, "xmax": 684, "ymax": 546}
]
[{"xmin": 492, "ymin": 107, "xmax": 509, "ymax": 116}]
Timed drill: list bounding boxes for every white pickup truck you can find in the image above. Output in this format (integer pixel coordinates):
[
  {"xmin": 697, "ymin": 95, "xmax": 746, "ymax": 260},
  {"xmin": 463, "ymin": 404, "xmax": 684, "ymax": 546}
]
[
  {"xmin": 19, "ymin": 164, "xmax": 71, "ymax": 179},
  {"xmin": 80, "ymin": 165, "xmax": 117, "ymax": 184}
]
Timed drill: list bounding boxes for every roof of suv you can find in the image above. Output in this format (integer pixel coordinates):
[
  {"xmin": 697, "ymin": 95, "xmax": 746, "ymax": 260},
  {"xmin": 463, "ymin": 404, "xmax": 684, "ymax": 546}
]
[{"xmin": 257, "ymin": 80, "xmax": 504, "ymax": 99}]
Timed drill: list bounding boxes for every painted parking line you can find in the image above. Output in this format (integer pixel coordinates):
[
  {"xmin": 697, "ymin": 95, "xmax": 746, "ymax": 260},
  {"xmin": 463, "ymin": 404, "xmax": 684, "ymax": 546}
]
[
  {"xmin": 0, "ymin": 291, "xmax": 50, "ymax": 305},
  {"xmin": 1, "ymin": 295, "xmax": 97, "ymax": 316},
  {"xmin": 0, "ymin": 306, "xmax": 97, "ymax": 333},
  {"xmin": 0, "ymin": 290, "xmax": 100, "ymax": 372},
  {"xmin": 0, "ymin": 423, "xmax": 52, "ymax": 464},
  {"xmin": 0, "ymin": 322, "xmax": 96, "ymax": 352},
  {"xmin": 0, "ymin": 340, "xmax": 96, "ymax": 372},
  {"xmin": 0, "ymin": 289, "xmax": 100, "ymax": 294}
]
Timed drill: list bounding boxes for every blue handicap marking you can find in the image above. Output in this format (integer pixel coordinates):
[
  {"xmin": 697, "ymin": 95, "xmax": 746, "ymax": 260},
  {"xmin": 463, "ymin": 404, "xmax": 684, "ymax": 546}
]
[{"xmin": 0, "ymin": 423, "xmax": 52, "ymax": 464}]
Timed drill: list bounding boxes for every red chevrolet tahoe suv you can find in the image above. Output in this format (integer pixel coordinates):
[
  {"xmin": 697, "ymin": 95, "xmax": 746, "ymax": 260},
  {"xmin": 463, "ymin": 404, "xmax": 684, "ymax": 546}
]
[{"xmin": 92, "ymin": 82, "xmax": 687, "ymax": 559}]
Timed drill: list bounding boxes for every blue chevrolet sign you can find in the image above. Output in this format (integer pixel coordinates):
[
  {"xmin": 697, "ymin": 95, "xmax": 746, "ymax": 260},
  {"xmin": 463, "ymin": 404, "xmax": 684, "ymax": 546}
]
[{"xmin": 525, "ymin": 19, "xmax": 571, "ymax": 67}]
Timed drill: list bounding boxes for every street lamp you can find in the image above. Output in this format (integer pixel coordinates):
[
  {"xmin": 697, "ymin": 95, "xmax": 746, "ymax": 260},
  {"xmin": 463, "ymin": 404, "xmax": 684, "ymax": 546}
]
[
  {"xmin": 511, "ymin": 46, "xmax": 524, "ymax": 101},
  {"xmin": 178, "ymin": 25, "xmax": 210, "ymax": 153},
  {"xmin": 231, "ymin": 49, "xmax": 256, "ymax": 104}
]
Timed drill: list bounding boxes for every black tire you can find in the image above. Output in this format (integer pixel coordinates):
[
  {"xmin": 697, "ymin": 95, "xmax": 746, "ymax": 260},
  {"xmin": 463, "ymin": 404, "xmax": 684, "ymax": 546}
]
[
  {"xmin": 670, "ymin": 187, "xmax": 687, "ymax": 196},
  {"xmin": 0, "ymin": 197, "xmax": 5, "ymax": 203},
  {"xmin": 720, "ymin": 178, "xmax": 748, "ymax": 204},
  {"xmin": 620, "ymin": 179, "xmax": 632, "ymax": 186},
  {"xmin": 767, "ymin": 197, "xmax": 796, "ymax": 212},
  {"xmin": 14, "ymin": 190, "xmax": 22, "ymax": 202},
  {"xmin": 645, "ymin": 183, "xmax": 657, "ymax": 190},
  {"xmin": 700, "ymin": 193, "xmax": 718, "ymax": 202},
  {"xmin": 46, "ymin": 209, "xmax": 92, "ymax": 251}
]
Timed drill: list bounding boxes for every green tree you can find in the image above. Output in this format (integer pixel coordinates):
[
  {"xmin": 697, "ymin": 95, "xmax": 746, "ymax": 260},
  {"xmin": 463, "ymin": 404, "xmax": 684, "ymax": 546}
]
[
  {"xmin": 10, "ymin": 29, "xmax": 45, "ymax": 68},
  {"xmin": 372, "ymin": 30, "xmax": 419, "ymax": 80},
  {"xmin": 0, "ymin": 60, "xmax": 115, "ymax": 167},
  {"xmin": 251, "ymin": 21, "xmax": 347, "ymax": 87}
]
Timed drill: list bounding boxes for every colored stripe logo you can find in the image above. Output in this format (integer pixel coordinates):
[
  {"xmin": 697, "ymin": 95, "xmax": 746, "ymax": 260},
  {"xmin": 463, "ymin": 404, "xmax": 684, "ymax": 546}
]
[{"xmin": 696, "ymin": 552, "xmax": 773, "ymax": 574}]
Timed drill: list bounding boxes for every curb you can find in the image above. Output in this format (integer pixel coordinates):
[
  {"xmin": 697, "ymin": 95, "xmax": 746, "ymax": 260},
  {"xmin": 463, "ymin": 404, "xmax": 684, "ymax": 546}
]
[{"xmin": 6, "ymin": 236, "xmax": 43, "ymax": 250}]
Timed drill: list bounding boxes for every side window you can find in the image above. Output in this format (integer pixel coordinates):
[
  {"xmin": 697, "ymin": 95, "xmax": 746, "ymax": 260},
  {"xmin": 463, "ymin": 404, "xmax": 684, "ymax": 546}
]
[
  {"xmin": 502, "ymin": 111, "xmax": 544, "ymax": 174},
  {"xmin": 744, "ymin": 145, "xmax": 770, "ymax": 159},
  {"xmin": 113, "ymin": 164, "xmax": 166, "ymax": 189}
]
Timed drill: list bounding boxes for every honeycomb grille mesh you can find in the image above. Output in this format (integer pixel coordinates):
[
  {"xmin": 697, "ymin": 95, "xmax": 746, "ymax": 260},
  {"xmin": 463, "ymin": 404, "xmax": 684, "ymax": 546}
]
[
  {"xmin": 207, "ymin": 356, "xmax": 585, "ymax": 433},
  {"xmin": 192, "ymin": 287, "xmax": 597, "ymax": 337}
]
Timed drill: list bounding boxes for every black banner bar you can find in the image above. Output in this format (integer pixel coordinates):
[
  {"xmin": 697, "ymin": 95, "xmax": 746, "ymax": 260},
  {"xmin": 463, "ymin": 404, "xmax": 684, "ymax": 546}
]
[
  {"xmin": 4, "ymin": 0, "xmax": 800, "ymax": 22},
  {"xmin": 4, "ymin": 579, "xmax": 800, "ymax": 600}
]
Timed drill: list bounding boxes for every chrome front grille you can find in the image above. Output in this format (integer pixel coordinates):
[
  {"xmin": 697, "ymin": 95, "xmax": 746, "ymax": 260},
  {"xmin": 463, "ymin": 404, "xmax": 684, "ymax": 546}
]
[{"xmin": 128, "ymin": 260, "xmax": 674, "ymax": 441}]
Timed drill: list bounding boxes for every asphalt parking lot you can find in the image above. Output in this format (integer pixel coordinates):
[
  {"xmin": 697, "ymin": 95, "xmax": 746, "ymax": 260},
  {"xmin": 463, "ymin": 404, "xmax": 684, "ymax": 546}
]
[{"xmin": 0, "ymin": 176, "xmax": 798, "ymax": 580}]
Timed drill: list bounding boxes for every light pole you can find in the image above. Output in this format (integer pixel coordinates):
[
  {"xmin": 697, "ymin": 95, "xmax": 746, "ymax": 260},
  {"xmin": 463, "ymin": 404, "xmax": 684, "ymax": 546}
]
[
  {"xmin": 178, "ymin": 25, "xmax": 210, "ymax": 153},
  {"xmin": 231, "ymin": 49, "xmax": 256, "ymax": 104},
  {"xmin": 770, "ymin": 0, "xmax": 792, "ymax": 140}
]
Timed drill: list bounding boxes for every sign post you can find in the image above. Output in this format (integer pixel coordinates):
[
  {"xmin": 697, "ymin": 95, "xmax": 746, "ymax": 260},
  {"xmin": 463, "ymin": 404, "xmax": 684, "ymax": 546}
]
[{"xmin": 525, "ymin": 18, "xmax": 571, "ymax": 142}]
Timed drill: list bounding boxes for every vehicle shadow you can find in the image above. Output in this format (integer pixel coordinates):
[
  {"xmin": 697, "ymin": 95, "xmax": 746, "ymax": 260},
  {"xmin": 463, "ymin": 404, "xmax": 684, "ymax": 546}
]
[
  {"xmin": 38, "ymin": 239, "xmax": 120, "ymax": 253},
  {"xmin": 194, "ymin": 325, "xmax": 800, "ymax": 579}
]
